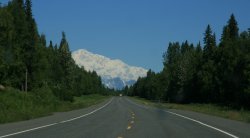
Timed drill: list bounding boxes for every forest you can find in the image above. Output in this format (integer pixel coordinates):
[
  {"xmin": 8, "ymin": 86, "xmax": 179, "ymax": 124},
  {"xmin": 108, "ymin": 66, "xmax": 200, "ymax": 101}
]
[
  {"xmin": 0, "ymin": 0, "xmax": 111, "ymax": 102},
  {"xmin": 1, "ymin": 0, "xmax": 250, "ymax": 111},
  {"xmin": 125, "ymin": 14, "xmax": 250, "ymax": 110}
]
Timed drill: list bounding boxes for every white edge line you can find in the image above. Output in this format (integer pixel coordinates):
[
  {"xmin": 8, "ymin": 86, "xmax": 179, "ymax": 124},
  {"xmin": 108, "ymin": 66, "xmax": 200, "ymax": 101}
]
[
  {"xmin": 165, "ymin": 111, "xmax": 239, "ymax": 138},
  {"xmin": 0, "ymin": 123, "xmax": 58, "ymax": 138},
  {"xmin": 0, "ymin": 98, "xmax": 113, "ymax": 138},
  {"xmin": 126, "ymin": 97, "xmax": 239, "ymax": 138}
]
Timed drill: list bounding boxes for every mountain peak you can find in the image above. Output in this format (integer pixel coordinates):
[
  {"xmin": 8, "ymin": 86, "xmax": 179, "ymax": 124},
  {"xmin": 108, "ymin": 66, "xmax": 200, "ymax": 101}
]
[{"xmin": 72, "ymin": 49, "xmax": 148, "ymax": 89}]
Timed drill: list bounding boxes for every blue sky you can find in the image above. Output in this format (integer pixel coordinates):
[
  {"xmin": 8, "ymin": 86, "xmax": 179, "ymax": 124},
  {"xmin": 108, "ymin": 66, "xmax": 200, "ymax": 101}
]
[{"xmin": 2, "ymin": 0, "xmax": 250, "ymax": 72}]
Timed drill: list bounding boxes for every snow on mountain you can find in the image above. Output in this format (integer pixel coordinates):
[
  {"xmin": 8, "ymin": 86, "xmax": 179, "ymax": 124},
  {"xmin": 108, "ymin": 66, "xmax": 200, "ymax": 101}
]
[{"xmin": 72, "ymin": 49, "xmax": 148, "ymax": 89}]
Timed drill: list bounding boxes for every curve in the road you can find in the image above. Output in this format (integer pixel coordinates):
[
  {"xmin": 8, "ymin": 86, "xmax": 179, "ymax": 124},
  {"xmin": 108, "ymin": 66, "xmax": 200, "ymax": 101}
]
[
  {"xmin": 1, "ymin": 97, "xmax": 249, "ymax": 138},
  {"xmin": 0, "ymin": 98, "xmax": 113, "ymax": 138}
]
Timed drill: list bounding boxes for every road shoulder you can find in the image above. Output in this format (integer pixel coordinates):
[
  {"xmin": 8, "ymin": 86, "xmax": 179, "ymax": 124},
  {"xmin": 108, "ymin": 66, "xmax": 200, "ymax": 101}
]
[
  {"xmin": 0, "ymin": 97, "xmax": 112, "ymax": 137},
  {"xmin": 128, "ymin": 97, "xmax": 250, "ymax": 138}
]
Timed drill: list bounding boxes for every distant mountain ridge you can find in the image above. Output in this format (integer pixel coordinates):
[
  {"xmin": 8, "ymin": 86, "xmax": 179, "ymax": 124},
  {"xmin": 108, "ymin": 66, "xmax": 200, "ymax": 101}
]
[{"xmin": 72, "ymin": 49, "xmax": 148, "ymax": 89}]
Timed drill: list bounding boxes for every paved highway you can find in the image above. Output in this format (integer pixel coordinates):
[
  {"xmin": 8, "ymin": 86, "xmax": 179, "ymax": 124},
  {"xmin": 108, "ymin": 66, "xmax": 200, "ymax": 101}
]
[{"xmin": 0, "ymin": 97, "xmax": 250, "ymax": 138}]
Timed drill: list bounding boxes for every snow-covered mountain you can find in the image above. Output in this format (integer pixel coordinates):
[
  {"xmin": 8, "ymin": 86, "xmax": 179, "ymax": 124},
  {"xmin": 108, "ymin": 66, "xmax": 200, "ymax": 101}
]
[{"xmin": 72, "ymin": 49, "xmax": 148, "ymax": 89}]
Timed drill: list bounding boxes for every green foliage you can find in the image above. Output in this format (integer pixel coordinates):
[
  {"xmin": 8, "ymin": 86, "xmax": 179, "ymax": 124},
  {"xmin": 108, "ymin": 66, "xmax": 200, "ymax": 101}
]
[
  {"xmin": 221, "ymin": 14, "xmax": 239, "ymax": 42},
  {"xmin": 203, "ymin": 25, "xmax": 216, "ymax": 60},
  {"xmin": 0, "ymin": 0, "xmax": 111, "ymax": 103},
  {"xmin": 128, "ymin": 14, "xmax": 250, "ymax": 110},
  {"xmin": 0, "ymin": 87, "xmax": 108, "ymax": 123},
  {"xmin": 0, "ymin": 87, "xmax": 58, "ymax": 123}
]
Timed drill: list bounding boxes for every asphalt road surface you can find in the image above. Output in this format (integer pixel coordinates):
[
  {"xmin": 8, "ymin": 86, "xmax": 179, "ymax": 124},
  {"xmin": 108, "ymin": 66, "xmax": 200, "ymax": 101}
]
[{"xmin": 0, "ymin": 97, "xmax": 250, "ymax": 138}]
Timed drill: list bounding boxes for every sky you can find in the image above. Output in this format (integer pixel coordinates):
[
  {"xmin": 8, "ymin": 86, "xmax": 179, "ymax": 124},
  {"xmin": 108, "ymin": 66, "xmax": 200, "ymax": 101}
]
[{"xmin": 2, "ymin": 0, "xmax": 250, "ymax": 72}]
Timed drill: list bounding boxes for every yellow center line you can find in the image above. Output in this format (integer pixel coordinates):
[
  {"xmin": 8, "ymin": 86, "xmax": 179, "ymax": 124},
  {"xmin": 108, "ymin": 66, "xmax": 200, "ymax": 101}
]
[
  {"xmin": 125, "ymin": 110, "xmax": 135, "ymax": 131},
  {"xmin": 127, "ymin": 125, "xmax": 132, "ymax": 130}
]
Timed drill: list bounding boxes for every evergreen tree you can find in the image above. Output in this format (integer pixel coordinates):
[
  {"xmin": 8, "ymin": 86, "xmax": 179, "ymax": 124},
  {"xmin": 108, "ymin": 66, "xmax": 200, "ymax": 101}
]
[
  {"xmin": 198, "ymin": 25, "xmax": 219, "ymax": 102},
  {"xmin": 221, "ymin": 26, "xmax": 230, "ymax": 42},
  {"xmin": 163, "ymin": 42, "xmax": 180, "ymax": 66},
  {"xmin": 127, "ymin": 14, "xmax": 250, "ymax": 109},
  {"xmin": 40, "ymin": 34, "xmax": 46, "ymax": 47},
  {"xmin": 196, "ymin": 42, "xmax": 202, "ymax": 53},
  {"xmin": 203, "ymin": 25, "xmax": 216, "ymax": 60},
  {"xmin": 221, "ymin": 14, "xmax": 239, "ymax": 42},
  {"xmin": 49, "ymin": 40, "xmax": 53, "ymax": 49},
  {"xmin": 162, "ymin": 42, "xmax": 181, "ymax": 102},
  {"xmin": 24, "ymin": 0, "xmax": 32, "ymax": 20},
  {"xmin": 31, "ymin": 34, "xmax": 49, "ymax": 88},
  {"xmin": 217, "ymin": 14, "xmax": 242, "ymax": 107},
  {"xmin": 4, "ymin": 0, "xmax": 28, "ymax": 89},
  {"xmin": 0, "ymin": 0, "xmax": 110, "ymax": 103},
  {"xmin": 181, "ymin": 40, "xmax": 190, "ymax": 54},
  {"xmin": 55, "ymin": 32, "xmax": 75, "ymax": 101},
  {"xmin": 228, "ymin": 14, "xmax": 239, "ymax": 40}
]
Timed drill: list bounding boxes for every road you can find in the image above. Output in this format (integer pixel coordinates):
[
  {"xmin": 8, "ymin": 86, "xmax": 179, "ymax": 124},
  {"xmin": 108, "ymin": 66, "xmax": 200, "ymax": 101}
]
[{"xmin": 0, "ymin": 97, "xmax": 250, "ymax": 138}]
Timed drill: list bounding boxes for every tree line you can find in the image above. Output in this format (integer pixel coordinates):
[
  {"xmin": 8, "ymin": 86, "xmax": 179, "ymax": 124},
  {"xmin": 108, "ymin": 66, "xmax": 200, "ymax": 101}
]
[
  {"xmin": 125, "ymin": 14, "xmax": 250, "ymax": 109},
  {"xmin": 0, "ymin": 0, "xmax": 111, "ymax": 102}
]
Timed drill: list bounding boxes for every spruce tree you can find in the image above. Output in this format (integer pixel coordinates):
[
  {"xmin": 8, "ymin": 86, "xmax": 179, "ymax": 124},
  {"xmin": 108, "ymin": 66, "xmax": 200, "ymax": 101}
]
[
  {"xmin": 203, "ymin": 25, "xmax": 216, "ymax": 60},
  {"xmin": 57, "ymin": 32, "xmax": 74, "ymax": 101},
  {"xmin": 221, "ymin": 26, "xmax": 230, "ymax": 42},
  {"xmin": 49, "ymin": 40, "xmax": 53, "ymax": 49},
  {"xmin": 24, "ymin": 0, "xmax": 32, "ymax": 21},
  {"xmin": 228, "ymin": 14, "xmax": 239, "ymax": 40},
  {"xmin": 40, "ymin": 34, "xmax": 46, "ymax": 47},
  {"xmin": 221, "ymin": 14, "xmax": 239, "ymax": 42}
]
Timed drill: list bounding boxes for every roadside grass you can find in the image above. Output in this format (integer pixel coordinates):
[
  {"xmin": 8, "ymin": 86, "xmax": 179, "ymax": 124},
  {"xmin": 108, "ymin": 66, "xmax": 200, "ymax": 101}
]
[
  {"xmin": 129, "ymin": 96, "xmax": 250, "ymax": 123},
  {"xmin": 56, "ymin": 94, "xmax": 110, "ymax": 112},
  {"xmin": 0, "ymin": 87, "xmax": 109, "ymax": 124}
]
